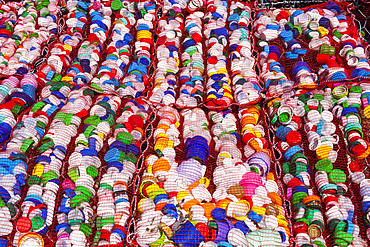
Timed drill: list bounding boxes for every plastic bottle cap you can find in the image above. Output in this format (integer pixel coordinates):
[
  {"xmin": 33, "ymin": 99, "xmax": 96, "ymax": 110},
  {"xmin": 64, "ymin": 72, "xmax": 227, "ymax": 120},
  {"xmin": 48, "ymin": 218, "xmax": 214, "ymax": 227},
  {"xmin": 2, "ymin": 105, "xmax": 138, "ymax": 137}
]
[
  {"xmin": 17, "ymin": 217, "xmax": 32, "ymax": 233},
  {"xmin": 286, "ymin": 131, "xmax": 302, "ymax": 146},
  {"xmin": 328, "ymin": 169, "xmax": 347, "ymax": 184}
]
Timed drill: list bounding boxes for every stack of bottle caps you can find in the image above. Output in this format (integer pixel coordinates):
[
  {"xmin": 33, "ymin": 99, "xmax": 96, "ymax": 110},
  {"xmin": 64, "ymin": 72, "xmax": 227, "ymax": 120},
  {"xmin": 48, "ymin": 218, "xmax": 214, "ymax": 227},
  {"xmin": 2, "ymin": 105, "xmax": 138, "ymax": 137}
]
[
  {"xmin": 176, "ymin": 11, "xmax": 204, "ymax": 108},
  {"xmin": 228, "ymin": 2, "xmax": 261, "ymax": 106},
  {"xmin": 94, "ymin": 99, "xmax": 150, "ymax": 245},
  {"xmin": 90, "ymin": 3, "xmax": 136, "ymax": 93},
  {"xmin": 148, "ymin": 5, "xmax": 183, "ymax": 106},
  {"xmin": 56, "ymin": 94, "xmax": 120, "ymax": 246},
  {"xmin": 204, "ymin": 0, "xmax": 233, "ymax": 108},
  {"xmin": 209, "ymin": 109, "xmax": 290, "ymax": 246},
  {"xmin": 136, "ymin": 106, "xmax": 181, "ymax": 246},
  {"xmin": 119, "ymin": 1, "xmax": 157, "ymax": 98},
  {"xmin": 14, "ymin": 86, "xmax": 93, "ymax": 245}
]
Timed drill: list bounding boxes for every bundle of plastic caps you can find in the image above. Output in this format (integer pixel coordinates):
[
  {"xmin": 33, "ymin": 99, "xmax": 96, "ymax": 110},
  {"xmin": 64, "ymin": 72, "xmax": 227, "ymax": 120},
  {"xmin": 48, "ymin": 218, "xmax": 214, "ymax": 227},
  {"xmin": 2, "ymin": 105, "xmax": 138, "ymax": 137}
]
[
  {"xmin": 228, "ymin": 2, "xmax": 261, "ymax": 106},
  {"xmin": 90, "ymin": 2, "xmax": 136, "ymax": 93},
  {"xmin": 56, "ymin": 95, "xmax": 120, "ymax": 246},
  {"xmin": 299, "ymin": 88, "xmax": 366, "ymax": 246},
  {"xmin": 13, "ymin": 87, "xmax": 93, "ymax": 245},
  {"xmin": 332, "ymin": 84, "xmax": 370, "ymax": 159},
  {"xmin": 94, "ymin": 99, "xmax": 150, "ymax": 245},
  {"xmin": 254, "ymin": 17, "xmax": 299, "ymax": 94},
  {"xmin": 136, "ymin": 106, "xmax": 181, "ymax": 246},
  {"xmin": 3, "ymin": 0, "xmax": 61, "ymax": 77},
  {"xmin": 209, "ymin": 109, "xmax": 290, "ymax": 246},
  {"xmin": 0, "ymin": 2, "xmax": 23, "ymax": 46},
  {"xmin": 0, "ymin": 78, "xmax": 71, "ymax": 242},
  {"xmin": 257, "ymin": 2, "xmax": 370, "ymax": 83},
  {"xmin": 149, "ymin": 5, "xmax": 183, "ymax": 106},
  {"xmin": 297, "ymin": 88, "xmax": 338, "ymax": 163},
  {"xmin": 0, "ymin": 74, "xmax": 39, "ymax": 146},
  {"xmin": 64, "ymin": 1, "xmax": 112, "ymax": 87},
  {"xmin": 62, "ymin": 0, "xmax": 90, "ymax": 49},
  {"xmin": 0, "ymin": 75, "xmax": 38, "ymax": 242},
  {"xmin": 0, "ymin": 1, "xmax": 39, "ymax": 75},
  {"xmin": 256, "ymin": 43, "xmax": 294, "ymax": 98},
  {"xmin": 176, "ymin": 11, "xmax": 204, "ymax": 108},
  {"xmin": 204, "ymin": 0, "xmax": 233, "ymax": 108},
  {"xmin": 34, "ymin": 0, "xmax": 87, "ymax": 83},
  {"xmin": 119, "ymin": 1, "xmax": 156, "ymax": 98},
  {"xmin": 267, "ymin": 96, "xmax": 327, "ymax": 246}
]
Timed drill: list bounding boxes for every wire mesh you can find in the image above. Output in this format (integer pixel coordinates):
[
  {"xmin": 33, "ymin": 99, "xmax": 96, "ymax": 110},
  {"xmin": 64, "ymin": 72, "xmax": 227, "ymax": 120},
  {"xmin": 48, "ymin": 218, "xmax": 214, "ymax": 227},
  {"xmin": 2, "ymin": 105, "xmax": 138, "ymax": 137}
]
[{"xmin": 350, "ymin": 0, "xmax": 370, "ymax": 43}]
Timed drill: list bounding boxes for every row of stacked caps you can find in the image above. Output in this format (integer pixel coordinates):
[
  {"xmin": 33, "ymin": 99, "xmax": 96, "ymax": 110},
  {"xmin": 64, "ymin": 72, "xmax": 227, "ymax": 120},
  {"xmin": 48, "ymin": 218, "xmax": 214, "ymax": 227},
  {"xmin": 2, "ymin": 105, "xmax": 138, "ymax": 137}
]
[
  {"xmin": 7, "ymin": 0, "xmax": 94, "ymax": 245},
  {"xmin": 133, "ymin": 2, "xmax": 184, "ymax": 246},
  {"xmin": 0, "ymin": 73, "xmax": 39, "ymax": 148},
  {"xmin": 0, "ymin": 1, "xmax": 37, "ymax": 76},
  {"xmin": 303, "ymin": 86, "xmax": 367, "ymax": 246},
  {"xmin": 136, "ymin": 106, "xmax": 210, "ymax": 246},
  {"xmin": 0, "ymin": 1, "xmax": 22, "ymax": 102},
  {"xmin": 34, "ymin": 0, "xmax": 86, "ymax": 84},
  {"xmin": 0, "ymin": 1, "xmax": 31, "ymax": 74},
  {"xmin": 132, "ymin": 1, "xmax": 200, "ymax": 246},
  {"xmin": 254, "ymin": 6, "xmax": 328, "ymax": 247},
  {"xmin": 221, "ymin": 1, "xmax": 289, "ymax": 246},
  {"xmin": 324, "ymin": 1, "xmax": 370, "ymax": 232},
  {"xmin": 175, "ymin": 0, "xmax": 207, "ymax": 108},
  {"xmin": 148, "ymin": 2, "xmax": 183, "ymax": 106},
  {"xmin": 117, "ymin": 0, "xmax": 157, "ymax": 98},
  {"xmin": 306, "ymin": 3, "xmax": 370, "ymax": 234},
  {"xmin": 91, "ymin": 0, "xmax": 155, "ymax": 245},
  {"xmin": 89, "ymin": 0, "xmax": 135, "ymax": 93},
  {"xmin": 94, "ymin": 98, "xmax": 151, "ymax": 245},
  {"xmin": 176, "ymin": 10, "xmax": 204, "ymax": 108},
  {"xmin": 54, "ymin": 1, "xmax": 115, "ymax": 246},
  {"xmin": 150, "ymin": 0, "xmax": 203, "ymax": 108},
  {"xmin": 228, "ymin": 2, "xmax": 261, "ymax": 106},
  {"xmin": 255, "ymin": 1, "xmax": 370, "ymax": 246},
  {"xmin": 204, "ymin": 0, "xmax": 232, "ymax": 109},
  {"xmin": 135, "ymin": 106, "xmax": 181, "ymax": 246},
  {"xmin": 3, "ymin": 0, "xmax": 61, "ymax": 77},
  {"xmin": 0, "ymin": 2, "xmax": 23, "ymax": 47},
  {"xmin": 0, "ymin": 3, "xmax": 22, "ymax": 103},
  {"xmin": 287, "ymin": 3, "xmax": 370, "ymax": 246},
  {"xmin": 56, "ymin": 93, "xmax": 121, "ymax": 246}
]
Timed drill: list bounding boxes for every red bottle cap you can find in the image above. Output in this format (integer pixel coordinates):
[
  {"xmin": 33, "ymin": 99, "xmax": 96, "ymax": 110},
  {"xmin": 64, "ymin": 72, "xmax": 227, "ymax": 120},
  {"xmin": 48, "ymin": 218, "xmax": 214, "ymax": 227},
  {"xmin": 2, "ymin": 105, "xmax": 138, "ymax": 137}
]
[
  {"xmin": 191, "ymin": 33, "xmax": 202, "ymax": 43},
  {"xmin": 293, "ymin": 221, "xmax": 308, "ymax": 234},
  {"xmin": 16, "ymin": 217, "xmax": 32, "ymax": 233},
  {"xmin": 349, "ymin": 160, "xmax": 364, "ymax": 172},
  {"xmin": 286, "ymin": 131, "xmax": 302, "ymax": 146},
  {"xmin": 352, "ymin": 144, "xmax": 366, "ymax": 156}
]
